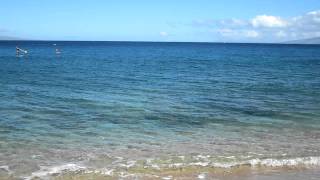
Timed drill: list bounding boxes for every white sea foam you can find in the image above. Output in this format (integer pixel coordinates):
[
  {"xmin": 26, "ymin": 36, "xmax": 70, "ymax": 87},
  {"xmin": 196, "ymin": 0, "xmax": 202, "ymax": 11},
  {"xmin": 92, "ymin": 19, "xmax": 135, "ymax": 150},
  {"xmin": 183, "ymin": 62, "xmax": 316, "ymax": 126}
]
[
  {"xmin": 196, "ymin": 155, "xmax": 211, "ymax": 160},
  {"xmin": 0, "ymin": 165, "xmax": 12, "ymax": 174},
  {"xmin": 25, "ymin": 164, "xmax": 86, "ymax": 180},
  {"xmin": 197, "ymin": 173, "xmax": 206, "ymax": 179},
  {"xmin": 193, "ymin": 156, "xmax": 320, "ymax": 169},
  {"xmin": 21, "ymin": 156, "xmax": 320, "ymax": 179},
  {"xmin": 152, "ymin": 156, "xmax": 320, "ymax": 169},
  {"xmin": 119, "ymin": 160, "xmax": 136, "ymax": 168},
  {"xmin": 168, "ymin": 163, "xmax": 184, "ymax": 168},
  {"xmin": 190, "ymin": 162, "xmax": 210, "ymax": 167},
  {"xmin": 85, "ymin": 168, "xmax": 114, "ymax": 176},
  {"xmin": 210, "ymin": 162, "xmax": 240, "ymax": 168},
  {"xmin": 99, "ymin": 168, "xmax": 114, "ymax": 176},
  {"xmin": 247, "ymin": 156, "xmax": 320, "ymax": 167},
  {"xmin": 162, "ymin": 175, "xmax": 173, "ymax": 180},
  {"xmin": 178, "ymin": 156, "xmax": 185, "ymax": 160}
]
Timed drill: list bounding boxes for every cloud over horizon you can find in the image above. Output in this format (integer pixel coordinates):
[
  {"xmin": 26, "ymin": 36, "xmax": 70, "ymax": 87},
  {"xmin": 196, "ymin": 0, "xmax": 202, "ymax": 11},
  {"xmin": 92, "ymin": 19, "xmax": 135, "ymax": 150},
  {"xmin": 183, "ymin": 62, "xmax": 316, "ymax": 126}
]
[
  {"xmin": 0, "ymin": 27, "xmax": 10, "ymax": 34},
  {"xmin": 191, "ymin": 10, "xmax": 320, "ymax": 42},
  {"xmin": 159, "ymin": 31, "xmax": 169, "ymax": 37}
]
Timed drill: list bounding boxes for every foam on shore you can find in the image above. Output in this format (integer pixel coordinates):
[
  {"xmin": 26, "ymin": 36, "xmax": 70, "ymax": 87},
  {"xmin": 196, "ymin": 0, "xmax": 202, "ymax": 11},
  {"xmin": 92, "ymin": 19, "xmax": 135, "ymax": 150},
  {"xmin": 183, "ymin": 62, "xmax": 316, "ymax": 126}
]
[{"xmin": 22, "ymin": 156, "xmax": 320, "ymax": 179}]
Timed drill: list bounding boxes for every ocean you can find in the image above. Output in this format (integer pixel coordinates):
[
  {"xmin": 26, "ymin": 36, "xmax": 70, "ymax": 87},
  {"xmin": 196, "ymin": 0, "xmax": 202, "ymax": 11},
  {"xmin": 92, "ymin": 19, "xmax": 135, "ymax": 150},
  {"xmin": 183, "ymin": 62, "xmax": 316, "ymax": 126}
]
[{"xmin": 0, "ymin": 41, "xmax": 320, "ymax": 179}]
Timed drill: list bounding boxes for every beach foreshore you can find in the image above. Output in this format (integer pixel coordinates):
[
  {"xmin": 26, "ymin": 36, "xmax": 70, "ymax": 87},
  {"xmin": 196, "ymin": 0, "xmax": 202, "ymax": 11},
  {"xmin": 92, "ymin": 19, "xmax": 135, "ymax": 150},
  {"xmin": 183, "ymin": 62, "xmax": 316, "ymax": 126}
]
[
  {"xmin": 1, "ymin": 163, "xmax": 319, "ymax": 180},
  {"xmin": 55, "ymin": 167, "xmax": 320, "ymax": 180},
  {"xmin": 19, "ymin": 167, "xmax": 320, "ymax": 180}
]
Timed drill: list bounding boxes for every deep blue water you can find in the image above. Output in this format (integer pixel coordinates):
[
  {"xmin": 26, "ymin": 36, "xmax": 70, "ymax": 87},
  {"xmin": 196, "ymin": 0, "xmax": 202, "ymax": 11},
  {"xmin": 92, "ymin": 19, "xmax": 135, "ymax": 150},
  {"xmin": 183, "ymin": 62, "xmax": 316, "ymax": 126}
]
[{"xmin": 0, "ymin": 41, "xmax": 320, "ymax": 178}]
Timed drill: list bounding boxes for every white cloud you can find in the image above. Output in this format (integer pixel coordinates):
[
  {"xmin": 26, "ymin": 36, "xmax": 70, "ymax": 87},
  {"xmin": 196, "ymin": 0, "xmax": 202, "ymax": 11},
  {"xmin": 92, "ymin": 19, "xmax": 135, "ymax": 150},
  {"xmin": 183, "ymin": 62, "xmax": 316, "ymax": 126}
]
[
  {"xmin": 245, "ymin": 30, "xmax": 259, "ymax": 38},
  {"xmin": 307, "ymin": 10, "xmax": 320, "ymax": 20},
  {"xmin": 159, "ymin": 31, "xmax": 168, "ymax": 37},
  {"xmin": 275, "ymin": 31, "xmax": 287, "ymax": 38},
  {"xmin": 217, "ymin": 28, "xmax": 235, "ymax": 37},
  {"xmin": 191, "ymin": 19, "xmax": 215, "ymax": 27},
  {"xmin": 218, "ymin": 29, "xmax": 259, "ymax": 38},
  {"xmin": 190, "ymin": 10, "xmax": 320, "ymax": 42},
  {"xmin": 219, "ymin": 18, "xmax": 248, "ymax": 27},
  {"xmin": 251, "ymin": 15, "xmax": 288, "ymax": 28}
]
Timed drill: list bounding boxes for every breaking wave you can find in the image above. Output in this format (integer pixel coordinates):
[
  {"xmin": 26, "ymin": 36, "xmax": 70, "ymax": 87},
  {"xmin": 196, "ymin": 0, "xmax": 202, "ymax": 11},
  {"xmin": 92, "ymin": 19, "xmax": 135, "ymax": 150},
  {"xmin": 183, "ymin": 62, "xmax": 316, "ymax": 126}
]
[{"xmin": 23, "ymin": 156, "xmax": 320, "ymax": 179}]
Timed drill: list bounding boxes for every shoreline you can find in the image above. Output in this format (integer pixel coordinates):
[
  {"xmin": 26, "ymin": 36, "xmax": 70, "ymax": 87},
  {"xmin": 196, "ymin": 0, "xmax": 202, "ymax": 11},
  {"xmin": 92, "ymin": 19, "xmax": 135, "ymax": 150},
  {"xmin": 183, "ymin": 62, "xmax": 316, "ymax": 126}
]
[
  {"xmin": 1, "ymin": 156, "xmax": 318, "ymax": 179},
  {"xmin": 19, "ymin": 164, "xmax": 320, "ymax": 180}
]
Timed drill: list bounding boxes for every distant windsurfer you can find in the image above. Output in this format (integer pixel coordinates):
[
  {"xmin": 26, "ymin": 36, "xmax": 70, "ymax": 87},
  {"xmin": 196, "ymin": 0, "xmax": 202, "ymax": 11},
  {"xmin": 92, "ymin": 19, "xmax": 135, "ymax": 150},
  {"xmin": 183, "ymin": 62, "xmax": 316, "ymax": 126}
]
[
  {"xmin": 55, "ymin": 48, "xmax": 61, "ymax": 54},
  {"xmin": 16, "ymin": 46, "xmax": 28, "ymax": 56},
  {"xmin": 16, "ymin": 46, "xmax": 20, "ymax": 56}
]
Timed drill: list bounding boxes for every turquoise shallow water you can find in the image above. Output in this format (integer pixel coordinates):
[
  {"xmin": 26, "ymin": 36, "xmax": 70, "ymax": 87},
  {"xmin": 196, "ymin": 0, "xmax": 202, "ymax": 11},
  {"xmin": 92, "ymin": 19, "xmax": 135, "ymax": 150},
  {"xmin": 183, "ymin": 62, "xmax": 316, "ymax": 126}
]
[{"xmin": 0, "ymin": 41, "xmax": 320, "ymax": 179}]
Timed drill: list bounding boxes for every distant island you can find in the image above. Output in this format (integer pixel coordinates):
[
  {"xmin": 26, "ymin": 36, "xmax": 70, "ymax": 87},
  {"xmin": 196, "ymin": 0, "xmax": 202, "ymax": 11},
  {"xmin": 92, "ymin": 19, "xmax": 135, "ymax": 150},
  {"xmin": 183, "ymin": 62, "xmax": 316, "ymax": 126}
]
[
  {"xmin": 0, "ymin": 36, "xmax": 23, "ymax": 41},
  {"xmin": 283, "ymin": 37, "xmax": 320, "ymax": 44}
]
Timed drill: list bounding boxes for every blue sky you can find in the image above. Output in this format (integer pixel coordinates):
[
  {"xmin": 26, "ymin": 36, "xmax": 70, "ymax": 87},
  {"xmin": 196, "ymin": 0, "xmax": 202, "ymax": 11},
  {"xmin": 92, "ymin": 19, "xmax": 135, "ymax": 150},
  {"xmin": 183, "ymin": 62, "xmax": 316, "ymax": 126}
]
[{"xmin": 0, "ymin": 0, "xmax": 319, "ymax": 42}]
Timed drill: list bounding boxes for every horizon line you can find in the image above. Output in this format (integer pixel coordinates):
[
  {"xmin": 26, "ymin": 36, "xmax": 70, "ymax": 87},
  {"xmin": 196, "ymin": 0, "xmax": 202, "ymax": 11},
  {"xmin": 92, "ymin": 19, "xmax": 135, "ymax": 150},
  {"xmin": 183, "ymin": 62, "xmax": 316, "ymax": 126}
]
[
  {"xmin": 1, "ymin": 39, "xmax": 319, "ymax": 45},
  {"xmin": 0, "ymin": 39, "xmax": 293, "ymax": 44}
]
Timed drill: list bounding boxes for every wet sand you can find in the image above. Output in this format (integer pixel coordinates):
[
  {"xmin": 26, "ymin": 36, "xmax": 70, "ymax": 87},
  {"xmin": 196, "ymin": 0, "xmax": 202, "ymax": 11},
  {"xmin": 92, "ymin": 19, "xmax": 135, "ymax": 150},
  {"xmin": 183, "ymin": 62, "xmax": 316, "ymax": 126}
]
[
  {"xmin": 4, "ymin": 165, "xmax": 316, "ymax": 180},
  {"xmin": 55, "ymin": 168, "xmax": 320, "ymax": 180}
]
